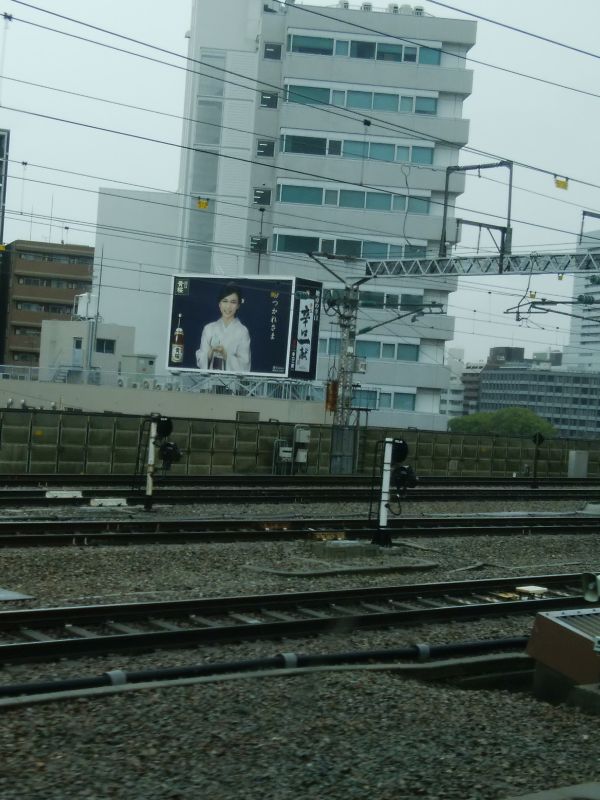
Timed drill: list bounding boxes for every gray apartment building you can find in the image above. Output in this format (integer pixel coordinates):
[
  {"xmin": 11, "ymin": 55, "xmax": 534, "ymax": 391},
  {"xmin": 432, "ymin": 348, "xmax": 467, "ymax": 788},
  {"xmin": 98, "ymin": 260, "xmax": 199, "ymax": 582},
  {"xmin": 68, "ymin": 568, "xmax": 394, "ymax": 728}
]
[{"xmin": 478, "ymin": 346, "xmax": 600, "ymax": 439}]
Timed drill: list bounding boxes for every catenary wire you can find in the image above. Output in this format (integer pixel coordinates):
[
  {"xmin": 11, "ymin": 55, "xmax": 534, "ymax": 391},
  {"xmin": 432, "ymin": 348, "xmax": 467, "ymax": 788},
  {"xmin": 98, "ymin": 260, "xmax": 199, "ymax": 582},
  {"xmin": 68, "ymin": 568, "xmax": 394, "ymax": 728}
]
[
  {"xmin": 11, "ymin": 0, "xmax": 600, "ymax": 108},
  {"xmin": 7, "ymin": 71, "xmax": 600, "ymax": 227},
  {"xmin": 425, "ymin": 0, "xmax": 600, "ymax": 60},
  {"xmin": 14, "ymin": 161, "xmax": 600, "ymax": 256},
  {"xmin": 5, "ymin": 4, "xmax": 600, "ymax": 190},
  {"xmin": 271, "ymin": 0, "xmax": 600, "ymax": 99}
]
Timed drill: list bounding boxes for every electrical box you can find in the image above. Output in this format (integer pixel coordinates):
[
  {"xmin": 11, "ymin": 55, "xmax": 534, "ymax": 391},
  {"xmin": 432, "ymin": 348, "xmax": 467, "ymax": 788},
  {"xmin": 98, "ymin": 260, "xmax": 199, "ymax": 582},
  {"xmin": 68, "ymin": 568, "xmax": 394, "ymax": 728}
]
[{"xmin": 295, "ymin": 428, "xmax": 310, "ymax": 444}]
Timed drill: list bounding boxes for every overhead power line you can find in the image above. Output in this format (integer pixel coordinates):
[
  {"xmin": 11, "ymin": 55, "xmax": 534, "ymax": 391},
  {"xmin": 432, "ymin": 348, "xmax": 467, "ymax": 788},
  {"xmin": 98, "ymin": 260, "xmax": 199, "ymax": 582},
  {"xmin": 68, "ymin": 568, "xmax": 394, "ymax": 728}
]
[
  {"xmin": 7, "ymin": 133, "xmax": 598, "ymax": 248},
  {"xmin": 6, "ymin": 1, "xmax": 600, "ymax": 188},
  {"xmin": 272, "ymin": 0, "xmax": 600, "ymax": 100},
  {"xmin": 11, "ymin": 0, "xmax": 600, "ymax": 103},
  {"xmin": 425, "ymin": 0, "xmax": 600, "ymax": 60}
]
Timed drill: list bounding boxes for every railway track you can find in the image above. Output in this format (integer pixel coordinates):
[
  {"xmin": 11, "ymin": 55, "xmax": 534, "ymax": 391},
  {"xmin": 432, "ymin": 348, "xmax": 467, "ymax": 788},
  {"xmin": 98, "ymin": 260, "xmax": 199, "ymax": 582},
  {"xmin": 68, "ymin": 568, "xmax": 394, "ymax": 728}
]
[
  {"xmin": 0, "ymin": 514, "xmax": 598, "ymax": 547},
  {"xmin": 0, "ymin": 485, "xmax": 598, "ymax": 506},
  {"xmin": 0, "ymin": 573, "xmax": 590, "ymax": 665},
  {"xmin": 0, "ymin": 474, "xmax": 597, "ymax": 488}
]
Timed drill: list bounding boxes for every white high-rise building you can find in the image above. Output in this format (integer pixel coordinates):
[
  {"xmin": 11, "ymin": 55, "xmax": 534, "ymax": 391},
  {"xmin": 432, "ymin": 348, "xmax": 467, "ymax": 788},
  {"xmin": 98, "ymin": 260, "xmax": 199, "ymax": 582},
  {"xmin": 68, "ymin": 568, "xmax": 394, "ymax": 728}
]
[
  {"xmin": 95, "ymin": 0, "xmax": 477, "ymax": 428},
  {"xmin": 563, "ymin": 229, "xmax": 600, "ymax": 371}
]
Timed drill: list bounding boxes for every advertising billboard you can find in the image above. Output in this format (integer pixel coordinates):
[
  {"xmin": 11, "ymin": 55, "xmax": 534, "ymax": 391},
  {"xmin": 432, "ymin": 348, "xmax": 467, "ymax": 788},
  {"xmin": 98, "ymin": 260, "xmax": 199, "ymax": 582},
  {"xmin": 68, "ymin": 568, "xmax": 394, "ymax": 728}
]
[{"xmin": 167, "ymin": 275, "xmax": 321, "ymax": 379}]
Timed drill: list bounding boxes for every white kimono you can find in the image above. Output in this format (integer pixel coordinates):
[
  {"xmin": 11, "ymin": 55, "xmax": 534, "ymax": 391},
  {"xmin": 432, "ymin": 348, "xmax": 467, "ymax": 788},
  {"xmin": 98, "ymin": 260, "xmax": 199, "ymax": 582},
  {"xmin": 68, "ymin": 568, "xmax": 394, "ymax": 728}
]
[{"xmin": 195, "ymin": 317, "xmax": 251, "ymax": 372}]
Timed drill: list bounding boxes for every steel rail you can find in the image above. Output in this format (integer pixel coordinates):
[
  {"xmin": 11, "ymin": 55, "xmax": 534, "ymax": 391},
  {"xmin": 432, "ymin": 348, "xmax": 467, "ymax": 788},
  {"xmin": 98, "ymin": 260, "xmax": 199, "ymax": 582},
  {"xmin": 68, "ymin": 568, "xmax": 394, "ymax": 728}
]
[
  {"xmin": 0, "ymin": 486, "xmax": 599, "ymax": 507},
  {"xmin": 0, "ymin": 573, "xmax": 589, "ymax": 664},
  {"xmin": 0, "ymin": 514, "xmax": 598, "ymax": 547},
  {"xmin": 0, "ymin": 473, "xmax": 598, "ymax": 488}
]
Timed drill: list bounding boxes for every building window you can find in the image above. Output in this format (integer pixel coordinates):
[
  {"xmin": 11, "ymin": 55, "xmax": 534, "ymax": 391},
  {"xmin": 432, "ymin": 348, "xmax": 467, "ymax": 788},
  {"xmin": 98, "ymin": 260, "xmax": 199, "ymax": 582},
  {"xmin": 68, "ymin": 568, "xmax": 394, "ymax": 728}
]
[
  {"xmin": 370, "ymin": 142, "xmax": 395, "ymax": 162},
  {"xmin": 329, "ymin": 338, "xmax": 341, "ymax": 356},
  {"xmin": 12, "ymin": 352, "xmax": 38, "ymax": 363},
  {"xmin": 350, "ymin": 40, "xmax": 376, "ymax": 59},
  {"xmin": 352, "ymin": 388, "xmax": 378, "ymax": 408},
  {"xmin": 400, "ymin": 294, "xmax": 422, "ymax": 308},
  {"xmin": 347, "ymin": 90, "xmax": 373, "ymax": 109},
  {"xmin": 355, "ymin": 340, "xmax": 381, "ymax": 358},
  {"xmin": 287, "ymin": 85, "xmax": 331, "ymax": 105},
  {"xmin": 366, "ymin": 192, "xmax": 391, "ymax": 211},
  {"xmin": 274, "ymin": 233, "xmax": 415, "ymax": 260},
  {"xmin": 283, "ymin": 135, "xmax": 328, "ymax": 155},
  {"xmin": 264, "ymin": 42, "xmax": 282, "ymax": 60},
  {"xmin": 373, "ymin": 93, "xmax": 398, "ymax": 111},
  {"xmin": 393, "ymin": 392, "xmax": 416, "ymax": 410},
  {"xmin": 278, "ymin": 182, "xmax": 429, "ymax": 215},
  {"xmin": 73, "ymin": 337, "xmax": 82, "ymax": 350},
  {"xmin": 419, "ymin": 47, "xmax": 441, "ymax": 65},
  {"xmin": 405, "ymin": 244, "xmax": 427, "ymax": 258},
  {"xmin": 342, "ymin": 140, "xmax": 368, "ymax": 159},
  {"xmin": 279, "ymin": 185, "xmax": 323, "ymax": 205},
  {"xmin": 379, "ymin": 392, "xmax": 392, "ymax": 409},
  {"xmin": 407, "ymin": 197, "xmax": 430, "ymax": 214},
  {"xmin": 415, "ymin": 96, "xmax": 438, "ymax": 115},
  {"xmin": 376, "ymin": 42, "xmax": 403, "ymax": 62},
  {"xmin": 256, "ymin": 139, "xmax": 275, "ymax": 157},
  {"xmin": 335, "ymin": 239, "xmax": 362, "ymax": 258},
  {"xmin": 274, "ymin": 234, "xmax": 320, "ymax": 253},
  {"xmin": 260, "ymin": 92, "xmax": 278, "ymax": 108},
  {"xmin": 288, "ymin": 34, "xmax": 334, "ymax": 55},
  {"xmin": 397, "ymin": 344, "xmax": 419, "ymax": 361},
  {"xmin": 13, "ymin": 326, "xmax": 40, "ymax": 337},
  {"xmin": 95, "ymin": 338, "xmax": 115, "ymax": 354},
  {"xmin": 362, "ymin": 241, "xmax": 389, "ymax": 259},
  {"xmin": 339, "ymin": 190, "xmax": 365, "ymax": 209},
  {"xmin": 412, "ymin": 146, "xmax": 434, "ymax": 164},
  {"xmin": 382, "ymin": 343, "xmax": 395, "ymax": 359},
  {"xmin": 284, "ymin": 33, "xmax": 441, "ymax": 66},
  {"xmin": 359, "ymin": 292, "xmax": 384, "ymax": 309}
]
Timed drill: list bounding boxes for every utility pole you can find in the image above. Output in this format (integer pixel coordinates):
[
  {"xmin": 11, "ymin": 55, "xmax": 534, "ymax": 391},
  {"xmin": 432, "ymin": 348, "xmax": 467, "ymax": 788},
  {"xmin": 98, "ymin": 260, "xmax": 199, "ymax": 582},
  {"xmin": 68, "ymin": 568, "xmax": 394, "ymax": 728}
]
[
  {"xmin": 331, "ymin": 283, "xmax": 360, "ymax": 427},
  {"xmin": 309, "ymin": 252, "xmax": 444, "ymax": 427},
  {"xmin": 257, "ymin": 206, "xmax": 265, "ymax": 274},
  {"xmin": 439, "ymin": 160, "xmax": 513, "ymax": 260},
  {"xmin": 308, "ymin": 253, "xmax": 367, "ymax": 427}
]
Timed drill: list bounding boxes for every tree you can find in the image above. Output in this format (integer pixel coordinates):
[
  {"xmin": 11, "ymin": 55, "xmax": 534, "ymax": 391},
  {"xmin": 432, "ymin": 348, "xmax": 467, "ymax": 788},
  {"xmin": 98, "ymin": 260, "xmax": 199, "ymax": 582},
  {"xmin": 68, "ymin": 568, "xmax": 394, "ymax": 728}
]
[{"xmin": 448, "ymin": 407, "xmax": 556, "ymax": 438}]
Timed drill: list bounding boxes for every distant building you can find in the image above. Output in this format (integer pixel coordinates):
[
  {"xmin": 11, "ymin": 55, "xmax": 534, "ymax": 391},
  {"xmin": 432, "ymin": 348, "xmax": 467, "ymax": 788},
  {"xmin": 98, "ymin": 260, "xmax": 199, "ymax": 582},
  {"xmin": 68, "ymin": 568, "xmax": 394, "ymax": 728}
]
[
  {"xmin": 0, "ymin": 130, "xmax": 8, "ymax": 244},
  {"xmin": 439, "ymin": 347, "xmax": 485, "ymax": 418},
  {"xmin": 563, "ymin": 228, "xmax": 600, "ymax": 371},
  {"xmin": 0, "ymin": 240, "xmax": 94, "ymax": 367},
  {"xmin": 479, "ymin": 355, "xmax": 600, "ymax": 439},
  {"xmin": 38, "ymin": 319, "xmax": 137, "ymax": 385}
]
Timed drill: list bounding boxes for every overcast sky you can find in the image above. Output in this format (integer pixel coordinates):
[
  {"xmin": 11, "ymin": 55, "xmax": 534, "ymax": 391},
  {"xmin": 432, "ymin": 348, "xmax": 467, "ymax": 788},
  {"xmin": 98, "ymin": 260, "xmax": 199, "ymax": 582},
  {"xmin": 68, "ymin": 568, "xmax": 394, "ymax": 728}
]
[{"xmin": 2, "ymin": 0, "xmax": 599, "ymax": 362}]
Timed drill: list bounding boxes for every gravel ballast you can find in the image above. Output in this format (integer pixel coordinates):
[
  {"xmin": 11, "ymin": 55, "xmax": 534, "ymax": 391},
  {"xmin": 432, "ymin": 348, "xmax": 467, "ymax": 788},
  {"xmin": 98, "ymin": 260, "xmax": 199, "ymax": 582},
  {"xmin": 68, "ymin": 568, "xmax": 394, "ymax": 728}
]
[{"xmin": 0, "ymin": 499, "xmax": 598, "ymax": 799}]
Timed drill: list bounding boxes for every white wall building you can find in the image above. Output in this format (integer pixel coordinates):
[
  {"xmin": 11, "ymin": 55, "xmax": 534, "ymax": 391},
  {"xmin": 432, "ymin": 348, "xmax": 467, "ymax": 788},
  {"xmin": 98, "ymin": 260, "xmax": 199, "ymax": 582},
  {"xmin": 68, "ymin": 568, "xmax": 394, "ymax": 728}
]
[
  {"xmin": 563, "ymin": 229, "xmax": 600, "ymax": 371},
  {"xmin": 94, "ymin": 0, "xmax": 477, "ymax": 429}
]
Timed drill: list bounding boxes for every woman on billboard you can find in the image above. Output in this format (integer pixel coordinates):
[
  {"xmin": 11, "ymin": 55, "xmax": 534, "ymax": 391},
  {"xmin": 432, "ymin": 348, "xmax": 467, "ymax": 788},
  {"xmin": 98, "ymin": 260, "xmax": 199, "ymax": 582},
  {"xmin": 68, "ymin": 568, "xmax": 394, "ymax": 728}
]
[{"xmin": 195, "ymin": 283, "xmax": 251, "ymax": 372}]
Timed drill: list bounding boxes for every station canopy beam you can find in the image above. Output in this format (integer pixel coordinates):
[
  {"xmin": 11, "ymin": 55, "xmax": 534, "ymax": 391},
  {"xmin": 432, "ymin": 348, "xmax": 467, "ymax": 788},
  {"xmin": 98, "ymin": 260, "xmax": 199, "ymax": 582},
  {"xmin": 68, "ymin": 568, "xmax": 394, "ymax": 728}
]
[{"xmin": 366, "ymin": 251, "xmax": 600, "ymax": 279}]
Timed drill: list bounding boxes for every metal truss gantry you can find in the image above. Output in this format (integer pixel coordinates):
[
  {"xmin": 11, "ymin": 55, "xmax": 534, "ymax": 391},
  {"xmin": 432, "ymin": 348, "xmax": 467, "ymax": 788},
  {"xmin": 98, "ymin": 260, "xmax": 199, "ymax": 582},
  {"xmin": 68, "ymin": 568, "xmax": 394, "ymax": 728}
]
[{"xmin": 366, "ymin": 251, "xmax": 600, "ymax": 278}]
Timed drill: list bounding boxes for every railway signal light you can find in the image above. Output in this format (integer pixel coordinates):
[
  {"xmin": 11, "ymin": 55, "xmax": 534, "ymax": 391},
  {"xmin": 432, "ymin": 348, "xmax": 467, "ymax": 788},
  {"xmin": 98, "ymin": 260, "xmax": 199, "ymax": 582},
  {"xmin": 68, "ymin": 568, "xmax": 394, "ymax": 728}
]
[{"xmin": 158, "ymin": 441, "xmax": 182, "ymax": 471}]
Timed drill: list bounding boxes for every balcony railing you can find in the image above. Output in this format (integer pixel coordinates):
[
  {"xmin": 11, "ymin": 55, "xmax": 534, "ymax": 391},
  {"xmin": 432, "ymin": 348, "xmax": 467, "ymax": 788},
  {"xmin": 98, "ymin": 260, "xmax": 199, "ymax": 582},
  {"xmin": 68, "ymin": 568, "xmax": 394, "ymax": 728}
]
[{"xmin": 0, "ymin": 364, "xmax": 324, "ymax": 403}]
